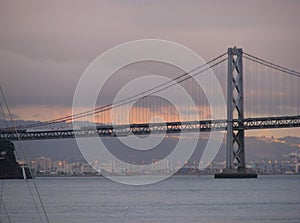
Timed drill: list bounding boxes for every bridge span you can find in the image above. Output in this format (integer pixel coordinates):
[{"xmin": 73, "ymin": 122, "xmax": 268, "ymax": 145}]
[
  {"xmin": 1, "ymin": 47, "xmax": 300, "ymax": 178},
  {"xmin": 1, "ymin": 115, "xmax": 299, "ymax": 141}
]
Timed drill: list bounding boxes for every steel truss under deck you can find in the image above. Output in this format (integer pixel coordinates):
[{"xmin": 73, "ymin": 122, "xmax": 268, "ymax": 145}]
[{"xmin": 0, "ymin": 115, "xmax": 299, "ymax": 141}]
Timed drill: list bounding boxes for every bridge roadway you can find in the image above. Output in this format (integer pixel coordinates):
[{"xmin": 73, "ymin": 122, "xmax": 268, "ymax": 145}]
[{"xmin": 0, "ymin": 115, "xmax": 299, "ymax": 141}]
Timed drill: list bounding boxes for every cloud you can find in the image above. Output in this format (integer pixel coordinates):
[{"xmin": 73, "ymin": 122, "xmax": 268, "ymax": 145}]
[
  {"xmin": 0, "ymin": 50, "xmax": 87, "ymax": 107},
  {"xmin": 0, "ymin": 112, "xmax": 20, "ymax": 120},
  {"xmin": 0, "ymin": 0, "xmax": 299, "ymax": 122}
]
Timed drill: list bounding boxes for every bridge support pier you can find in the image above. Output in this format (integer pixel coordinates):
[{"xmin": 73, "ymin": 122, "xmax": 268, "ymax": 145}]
[{"xmin": 215, "ymin": 47, "xmax": 257, "ymax": 178}]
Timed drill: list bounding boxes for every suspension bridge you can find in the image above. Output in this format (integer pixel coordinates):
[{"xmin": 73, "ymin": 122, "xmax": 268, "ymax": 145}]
[{"xmin": 1, "ymin": 47, "xmax": 300, "ymax": 178}]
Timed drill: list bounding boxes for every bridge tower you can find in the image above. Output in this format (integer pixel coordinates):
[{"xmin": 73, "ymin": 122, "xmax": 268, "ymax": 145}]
[
  {"xmin": 215, "ymin": 47, "xmax": 257, "ymax": 178},
  {"xmin": 226, "ymin": 47, "xmax": 245, "ymax": 169}
]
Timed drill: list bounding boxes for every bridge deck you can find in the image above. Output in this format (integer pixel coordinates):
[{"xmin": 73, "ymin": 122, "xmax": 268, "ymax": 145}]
[{"xmin": 0, "ymin": 115, "xmax": 299, "ymax": 141}]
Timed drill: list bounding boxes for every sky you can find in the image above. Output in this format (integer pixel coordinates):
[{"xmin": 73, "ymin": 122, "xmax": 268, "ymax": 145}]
[{"xmin": 0, "ymin": 0, "xmax": 300, "ymax": 137}]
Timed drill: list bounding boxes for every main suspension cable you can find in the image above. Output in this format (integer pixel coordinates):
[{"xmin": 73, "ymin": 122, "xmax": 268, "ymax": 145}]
[
  {"xmin": 244, "ymin": 52, "xmax": 300, "ymax": 78},
  {"xmin": 8, "ymin": 52, "xmax": 227, "ymax": 129}
]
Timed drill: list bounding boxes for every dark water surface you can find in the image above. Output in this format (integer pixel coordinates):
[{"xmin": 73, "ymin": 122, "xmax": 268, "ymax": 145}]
[{"xmin": 1, "ymin": 175, "xmax": 300, "ymax": 223}]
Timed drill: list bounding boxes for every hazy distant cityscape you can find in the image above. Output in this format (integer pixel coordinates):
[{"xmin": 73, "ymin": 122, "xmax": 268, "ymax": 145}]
[
  {"xmin": 19, "ymin": 154, "xmax": 300, "ymax": 177},
  {"xmin": 14, "ymin": 134, "xmax": 300, "ymax": 177}
]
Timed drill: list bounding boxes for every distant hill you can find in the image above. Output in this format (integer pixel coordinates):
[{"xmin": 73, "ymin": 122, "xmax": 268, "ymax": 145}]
[
  {"xmin": 12, "ymin": 135, "xmax": 299, "ymax": 163},
  {"xmin": 245, "ymin": 136, "xmax": 297, "ymax": 161},
  {"xmin": 0, "ymin": 119, "xmax": 44, "ymax": 128},
  {"xmin": 2, "ymin": 119, "xmax": 298, "ymax": 163},
  {"xmin": 0, "ymin": 119, "xmax": 105, "ymax": 129}
]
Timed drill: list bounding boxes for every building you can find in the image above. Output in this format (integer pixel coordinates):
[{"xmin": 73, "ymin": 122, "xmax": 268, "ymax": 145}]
[
  {"xmin": 34, "ymin": 156, "xmax": 52, "ymax": 172},
  {"xmin": 81, "ymin": 164, "xmax": 97, "ymax": 175}
]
